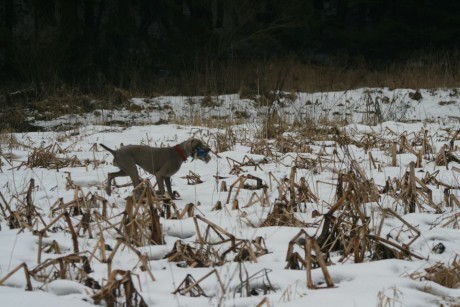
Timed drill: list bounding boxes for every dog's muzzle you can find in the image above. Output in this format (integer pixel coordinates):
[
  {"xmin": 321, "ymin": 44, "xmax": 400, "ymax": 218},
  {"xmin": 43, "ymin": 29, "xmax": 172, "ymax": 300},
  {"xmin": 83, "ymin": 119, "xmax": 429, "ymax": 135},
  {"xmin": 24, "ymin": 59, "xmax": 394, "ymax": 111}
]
[{"xmin": 195, "ymin": 147, "xmax": 211, "ymax": 163}]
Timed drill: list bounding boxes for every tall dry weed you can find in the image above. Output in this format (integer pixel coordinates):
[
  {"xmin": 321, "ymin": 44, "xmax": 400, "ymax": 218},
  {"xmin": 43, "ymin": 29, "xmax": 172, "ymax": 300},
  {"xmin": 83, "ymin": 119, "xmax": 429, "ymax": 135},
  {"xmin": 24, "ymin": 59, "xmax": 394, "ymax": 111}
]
[{"xmin": 0, "ymin": 129, "xmax": 20, "ymax": 150}]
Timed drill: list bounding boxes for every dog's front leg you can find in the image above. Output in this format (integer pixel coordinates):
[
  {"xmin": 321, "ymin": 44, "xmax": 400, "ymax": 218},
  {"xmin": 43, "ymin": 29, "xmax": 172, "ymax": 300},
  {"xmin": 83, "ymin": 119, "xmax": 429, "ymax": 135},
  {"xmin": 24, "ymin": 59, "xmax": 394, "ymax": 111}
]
[
  {"xmin": 164, "ymin": 177, "xmax": 175, "ymax": 199},
  {"xmin": 156, "ymin": 175, "xmax": 166, "ymax": 196}
]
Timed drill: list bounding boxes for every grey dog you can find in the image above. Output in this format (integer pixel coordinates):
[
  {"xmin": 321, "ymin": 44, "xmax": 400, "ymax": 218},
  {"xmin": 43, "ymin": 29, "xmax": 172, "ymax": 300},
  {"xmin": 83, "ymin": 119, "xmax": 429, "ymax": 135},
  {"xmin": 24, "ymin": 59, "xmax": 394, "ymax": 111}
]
[{"xmin": 100, "ymin": 138, "xmax": 211, "ymax": 198}]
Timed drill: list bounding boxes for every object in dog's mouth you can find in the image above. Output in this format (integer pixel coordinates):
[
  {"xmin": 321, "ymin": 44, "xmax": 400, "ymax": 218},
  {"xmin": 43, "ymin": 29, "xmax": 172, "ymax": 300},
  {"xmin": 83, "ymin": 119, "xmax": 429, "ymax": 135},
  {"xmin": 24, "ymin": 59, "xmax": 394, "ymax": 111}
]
[{"xmin": 196, "ymin": 147, "xmax": 211, "ymax": 163}]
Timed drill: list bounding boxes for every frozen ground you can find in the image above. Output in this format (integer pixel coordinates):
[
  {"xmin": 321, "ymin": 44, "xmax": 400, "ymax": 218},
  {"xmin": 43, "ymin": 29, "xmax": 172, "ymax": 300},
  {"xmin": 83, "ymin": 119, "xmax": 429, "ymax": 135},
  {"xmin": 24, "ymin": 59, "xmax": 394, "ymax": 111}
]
[{"xmin": 0, "ymin": 87, "xmax": 459, "ymax": 306}]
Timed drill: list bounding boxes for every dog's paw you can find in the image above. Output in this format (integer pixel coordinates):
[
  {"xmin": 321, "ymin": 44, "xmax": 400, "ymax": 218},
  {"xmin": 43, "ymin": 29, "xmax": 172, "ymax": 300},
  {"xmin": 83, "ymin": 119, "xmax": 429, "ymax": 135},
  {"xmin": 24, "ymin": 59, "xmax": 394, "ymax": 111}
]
[{"xmin": 171, "ymin": 191, "xmax": 181, "ymax": 200}]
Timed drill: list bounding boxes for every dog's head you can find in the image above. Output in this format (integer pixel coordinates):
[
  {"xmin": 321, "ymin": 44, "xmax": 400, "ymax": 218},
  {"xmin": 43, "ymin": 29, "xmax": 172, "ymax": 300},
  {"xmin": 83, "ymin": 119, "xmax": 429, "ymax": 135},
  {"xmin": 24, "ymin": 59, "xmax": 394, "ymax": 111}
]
[{"xmin": 186, "ymin": 138, "xmax": 211, "ymax": 163}]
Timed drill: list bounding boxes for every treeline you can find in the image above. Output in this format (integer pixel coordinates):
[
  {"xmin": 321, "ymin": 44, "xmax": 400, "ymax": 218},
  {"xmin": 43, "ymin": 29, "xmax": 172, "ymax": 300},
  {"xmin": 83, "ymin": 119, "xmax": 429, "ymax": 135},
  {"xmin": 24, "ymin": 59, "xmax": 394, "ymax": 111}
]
[{"xmin": 1, "ymin": 0, "xmax": 460, "ymax": 94}]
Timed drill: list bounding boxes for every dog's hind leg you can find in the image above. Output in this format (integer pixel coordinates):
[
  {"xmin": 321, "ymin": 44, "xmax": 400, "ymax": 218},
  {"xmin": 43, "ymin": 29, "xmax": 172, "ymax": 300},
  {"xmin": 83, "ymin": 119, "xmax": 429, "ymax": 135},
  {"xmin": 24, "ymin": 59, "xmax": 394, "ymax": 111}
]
[
  {"xmin": 106, "ymin": 170, "xmax": 127, "ymax": 195},
  {"xmin": 107, "ymin": 162, "xmax": 141, "ymax": 195},
  {"xmin": 114, "ymin": 156, "xmax": 142, "ymax": 192}
]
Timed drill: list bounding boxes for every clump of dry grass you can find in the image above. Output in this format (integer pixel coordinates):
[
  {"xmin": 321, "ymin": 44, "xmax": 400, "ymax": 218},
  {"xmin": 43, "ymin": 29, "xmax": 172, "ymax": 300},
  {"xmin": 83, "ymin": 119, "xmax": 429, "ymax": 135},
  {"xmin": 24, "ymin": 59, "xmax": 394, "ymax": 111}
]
[
  {"xmin": 26, "ymin": 143, "xmax": 88, "ymax": 169},
  {"xmin": 1, "ymin": 84, "xmax": 133, "ymax": 132},
  {"xmin": 212, "ymin": 130, "xmax": 235, "ymax": 153},
  {"xmin": 27, "ymin": 147, "xmax": 60, "ymax": 168},
  {"xmin": 200, "ymin": 96, "xmax": 221, "ymax": 108},
  {"xmin": 409, "ymin": 257, "xmax": 460, "ymax": 289},
  {"xmin": 257, "ymin": 111, "xmax": 289, "ymax": 140},
  {"xmin": 260, "ymin": 202, "xmax": 308, "ymax": 227},
  {"xmin": 0, "ymin": 129, "xmax": 21, "ymax": 150},
  {"xmin": 422, "ymin": 259, "xmax": 460, "ymax": 289},
  {"xmin": 238, "ymin": 83, "xmax": 258, "ymax": 100},
  {"xmin": 408, "ymin": 90, "xmax": 423, "ymax": 101}
]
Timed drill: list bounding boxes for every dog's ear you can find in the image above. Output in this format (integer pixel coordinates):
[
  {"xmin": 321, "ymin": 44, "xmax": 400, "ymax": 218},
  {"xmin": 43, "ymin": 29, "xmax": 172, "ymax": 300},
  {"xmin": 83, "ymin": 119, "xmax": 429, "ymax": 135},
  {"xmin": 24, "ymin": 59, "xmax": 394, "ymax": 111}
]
[
  {"xmin": 190, "ymin": 139, "xmax": 208, "ymax": 149},
  {"xmin": 190, "ymin": 138, "xmax": 201, "ymax": 149},
  {"xmin": 187, "ymin": 138, "xmax": 210, "ymax": 153},
  {"xmin": 184, "ymin": 138, "xmax": 200, "ymax": 155}
]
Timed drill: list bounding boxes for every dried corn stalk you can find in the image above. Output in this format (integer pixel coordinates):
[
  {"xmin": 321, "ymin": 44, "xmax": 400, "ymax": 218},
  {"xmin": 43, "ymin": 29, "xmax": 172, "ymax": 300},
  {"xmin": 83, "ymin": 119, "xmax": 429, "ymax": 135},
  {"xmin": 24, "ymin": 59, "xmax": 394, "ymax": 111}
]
[{"xmin": 92, "ymin": 270, "xmax": 147, "ymax": 307}]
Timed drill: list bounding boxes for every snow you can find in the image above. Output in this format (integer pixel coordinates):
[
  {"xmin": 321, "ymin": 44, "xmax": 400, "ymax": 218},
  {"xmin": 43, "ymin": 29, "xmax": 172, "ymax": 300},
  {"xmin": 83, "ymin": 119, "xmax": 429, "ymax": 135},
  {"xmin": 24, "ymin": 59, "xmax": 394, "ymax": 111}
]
[{"xmin": 0, "ymin": 87, "xmax": 460, "ymax": 306}]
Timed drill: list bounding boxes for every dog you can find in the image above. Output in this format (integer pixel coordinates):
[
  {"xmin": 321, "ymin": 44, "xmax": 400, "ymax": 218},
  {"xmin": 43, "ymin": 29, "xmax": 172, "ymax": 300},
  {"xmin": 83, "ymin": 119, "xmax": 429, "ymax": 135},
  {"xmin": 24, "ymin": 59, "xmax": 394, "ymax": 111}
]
[{"xmin": 100, "ymin": 138, "xmax": 211, "ymax": 198}]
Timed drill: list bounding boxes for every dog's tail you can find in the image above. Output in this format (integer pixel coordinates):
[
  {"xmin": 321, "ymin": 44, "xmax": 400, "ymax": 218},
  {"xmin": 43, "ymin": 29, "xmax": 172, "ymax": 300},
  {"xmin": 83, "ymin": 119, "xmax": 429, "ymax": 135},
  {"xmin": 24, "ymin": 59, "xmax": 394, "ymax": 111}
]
[{"xmin": 100, "ymin": 143, "xmax": 116, "ymax": 155}]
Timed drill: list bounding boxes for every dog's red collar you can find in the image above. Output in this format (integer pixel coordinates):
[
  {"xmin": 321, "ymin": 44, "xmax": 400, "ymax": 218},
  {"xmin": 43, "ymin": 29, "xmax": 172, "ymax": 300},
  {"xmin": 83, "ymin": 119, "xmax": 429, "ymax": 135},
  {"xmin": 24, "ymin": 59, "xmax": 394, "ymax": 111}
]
[{"xmin": 175, "ymin": 144, "xmax": 187, "ymax": 161}]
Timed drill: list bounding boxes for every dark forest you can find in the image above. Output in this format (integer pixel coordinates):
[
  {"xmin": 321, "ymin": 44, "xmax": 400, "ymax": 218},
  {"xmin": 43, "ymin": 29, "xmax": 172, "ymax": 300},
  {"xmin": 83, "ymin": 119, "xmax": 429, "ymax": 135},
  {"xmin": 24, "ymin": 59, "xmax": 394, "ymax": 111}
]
[{"xmin": 1, "ymin": 0, "xmax": 460, "ymax": 95}]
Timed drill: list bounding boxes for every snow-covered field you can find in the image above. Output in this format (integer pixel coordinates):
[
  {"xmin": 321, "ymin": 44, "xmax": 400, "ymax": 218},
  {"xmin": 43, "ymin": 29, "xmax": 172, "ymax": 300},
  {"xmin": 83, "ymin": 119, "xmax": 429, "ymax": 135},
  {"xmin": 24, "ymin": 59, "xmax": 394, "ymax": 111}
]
[{"xmin": 0, "ymin": 88, "xmax": 460, "ymax": 306}]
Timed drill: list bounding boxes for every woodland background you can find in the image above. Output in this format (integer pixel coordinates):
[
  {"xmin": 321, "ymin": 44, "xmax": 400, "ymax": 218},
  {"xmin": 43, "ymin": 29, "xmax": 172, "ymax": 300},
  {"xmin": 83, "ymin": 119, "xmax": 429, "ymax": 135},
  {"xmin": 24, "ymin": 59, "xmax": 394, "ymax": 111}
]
[{"xmin": 1, "ymin": 0, "xmax": 460, "ymax": 105}]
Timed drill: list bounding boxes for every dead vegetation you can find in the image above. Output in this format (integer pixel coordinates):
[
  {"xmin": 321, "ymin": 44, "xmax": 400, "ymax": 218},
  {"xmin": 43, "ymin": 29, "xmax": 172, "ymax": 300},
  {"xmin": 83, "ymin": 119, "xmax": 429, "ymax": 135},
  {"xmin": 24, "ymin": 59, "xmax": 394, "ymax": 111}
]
[
  {"xmin": 411, "ymin": 256, "xmax": 460, "ymax": 289},
  {"xmin": 25, "ymin": 142, "xmax": 103, "ymax": 170},
  {"xmin": 0, "ymin": 121, "xmax": 459, "ymax": 306}
]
